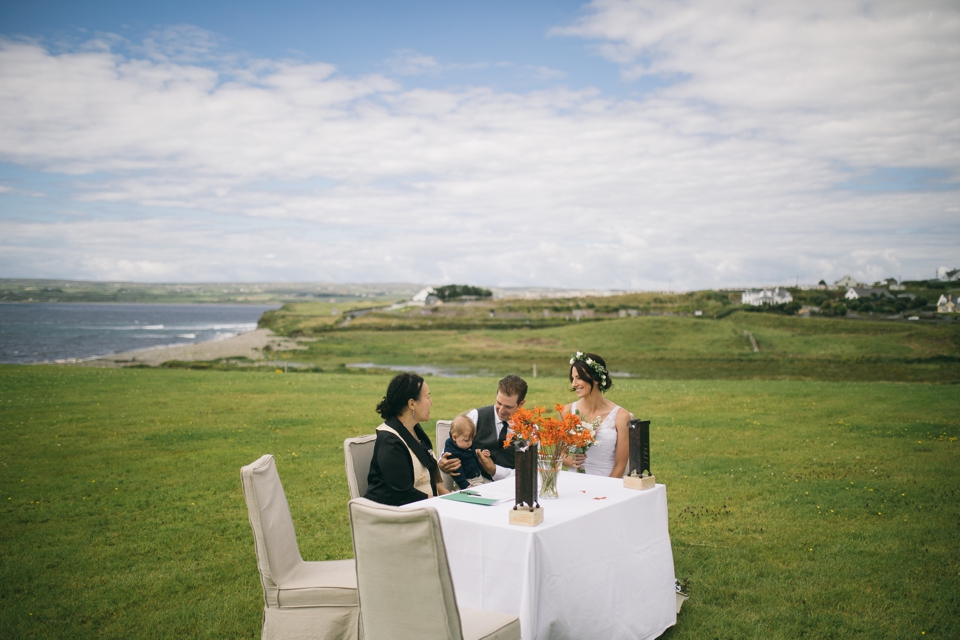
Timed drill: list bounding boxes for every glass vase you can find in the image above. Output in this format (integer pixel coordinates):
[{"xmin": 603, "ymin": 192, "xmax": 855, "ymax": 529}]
[{"xmin": 537, "ymin": 450, "xmax": 562, "ymax": 500}]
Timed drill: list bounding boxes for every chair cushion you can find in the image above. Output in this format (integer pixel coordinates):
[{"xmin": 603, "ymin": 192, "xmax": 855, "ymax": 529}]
[
  {"xmin": 459, "ymin": 607, "xmax": 521, "ymax": 640},
  {"xmin": 277, "ymin": 559, "xmax": 359, "ymax": 608}
]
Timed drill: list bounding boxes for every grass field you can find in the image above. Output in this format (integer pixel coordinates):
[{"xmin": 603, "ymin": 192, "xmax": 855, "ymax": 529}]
[
  {"xmin": 1, "ymin": 365, "xmax": 957, "ymax": 638},
  {"xmin": 260, "ymin": 311, "xmax": 960, "ymax": 383}
]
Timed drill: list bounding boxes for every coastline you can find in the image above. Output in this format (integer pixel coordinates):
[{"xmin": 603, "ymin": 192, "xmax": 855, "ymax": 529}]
[{"xmin": 69, "ymin": 328, "xmax": 305, "ymax": 367}]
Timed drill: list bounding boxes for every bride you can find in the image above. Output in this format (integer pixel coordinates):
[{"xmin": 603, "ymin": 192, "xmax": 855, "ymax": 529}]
[{"xmin": 563, "ymin": 352, "xmax": 629, "ymax": 477}]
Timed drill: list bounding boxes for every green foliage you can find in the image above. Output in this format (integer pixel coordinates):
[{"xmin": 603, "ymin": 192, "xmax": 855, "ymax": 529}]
[
  {"xmin": 433, "ymin": 284, "xmax": 492, "ymax": 301},
  {"xmin": 1, "ymin": 367, "xmax": 957, "ymax": 638}
]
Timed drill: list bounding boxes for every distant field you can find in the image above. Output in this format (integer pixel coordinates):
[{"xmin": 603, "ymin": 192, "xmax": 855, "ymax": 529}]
[
  {"xmin": 258, "ymin": 311, "xmax": 960, "ymax": 383},
  {"xmin": 1, "ymin": 366, "xmax": 957, "ymax": 638},
  {"xmin": 0, "ymin": 278, "xmax": 412, "ymax": 305}
]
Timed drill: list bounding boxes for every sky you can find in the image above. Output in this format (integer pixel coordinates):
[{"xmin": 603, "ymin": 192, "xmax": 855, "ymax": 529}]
[{"xmin": 0, "ymin": 0, "xmax": 958, "ymax": 290}]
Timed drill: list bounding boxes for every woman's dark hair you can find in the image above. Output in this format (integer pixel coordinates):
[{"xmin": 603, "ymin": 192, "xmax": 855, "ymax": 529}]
[
  {"xmin": 569, "ymin": 352, "xmax": 613, "ymax": 392},
  {"xmin": 376, "ymin": 372, "xmax": 425, "ymax": 420}
]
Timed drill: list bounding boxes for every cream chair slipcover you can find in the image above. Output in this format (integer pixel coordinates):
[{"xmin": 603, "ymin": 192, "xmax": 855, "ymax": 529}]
[
  {"xmin": 434, "ymin": 419, "xmax": 457, "ymax": 491},
  {"xmin": 344, "ymin": 435, "xmax": 378, "ymax": 500},
  {"xmin": 241, "ymin": 454, "xmax": 360, "ymax": 640},
  {"xmin": 348, "ymin": 497, "xmax": 521, "ymax": 640}
]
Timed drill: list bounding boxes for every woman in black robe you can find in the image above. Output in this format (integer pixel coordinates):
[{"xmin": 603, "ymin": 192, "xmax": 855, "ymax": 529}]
[{"xmin": 364, "ymin": 372, "xmax": 449, "ymax": 505}]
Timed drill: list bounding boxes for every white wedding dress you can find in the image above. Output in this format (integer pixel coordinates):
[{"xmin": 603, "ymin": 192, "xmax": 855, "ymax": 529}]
[{"xmin": 572, "ymin": 401, "xmax": 622, "ymax": 477}]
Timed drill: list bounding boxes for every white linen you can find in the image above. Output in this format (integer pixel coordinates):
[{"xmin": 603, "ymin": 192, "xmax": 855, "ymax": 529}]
[
  {"xmin": 414, "ymin": 472, "xmax": 677, "ymax": 640},
  {"xmin": 572, "ymin": 400, "xmax": 621, "ymax": 477}
]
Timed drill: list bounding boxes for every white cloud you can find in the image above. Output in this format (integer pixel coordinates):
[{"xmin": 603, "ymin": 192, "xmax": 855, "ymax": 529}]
[
  {"xmin": 385, "ymin": 49, "xmax": 443, "ymax": 75},
  {"xmin": 525, "ymin": 65, "xmax": 567, "ymax": 81},
  {"xmin": 0, "ymin": 7, "xmax": 958, "ymax": 289}
]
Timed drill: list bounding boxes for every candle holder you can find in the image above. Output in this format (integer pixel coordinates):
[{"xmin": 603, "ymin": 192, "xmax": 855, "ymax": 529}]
[
  {"xmin": 624, "ymin": 419, "xmax": 656, "ymax": 490},
  {"xmin": 509, "ymin": 442, "xmax": 543, "ymax": 526}
]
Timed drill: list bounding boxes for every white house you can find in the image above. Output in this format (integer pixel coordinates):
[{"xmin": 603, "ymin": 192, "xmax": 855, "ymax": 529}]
[
  {"xmin": 411, "ymin": 287, "xmax": 437, "ymax": 304},
  {"xmin": 845, "ymin": 287, "xmax": 895, "ymax": 301},
  {"xmin": 832, "ymin": 275, "xmax": 863, "ymax": 289},
  {"xmin": 938, "ymin": 267, "xmax": 960, "ymax": 282},
  {"xmin": 741, "ymin": 287, "xmax": 793, "ymax": 305},
  {"xmin": 937, "ymin": 294, "xmax": 957, "ymax": 313},
  {"xmin": 875, "ymin": 278, "xmax": 905, "ymax": 291}
]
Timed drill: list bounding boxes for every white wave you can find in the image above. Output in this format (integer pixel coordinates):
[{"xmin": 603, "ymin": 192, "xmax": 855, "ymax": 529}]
[{"xmin": 178, "ymin": 333, "xmax": 197, "ymax": 339}]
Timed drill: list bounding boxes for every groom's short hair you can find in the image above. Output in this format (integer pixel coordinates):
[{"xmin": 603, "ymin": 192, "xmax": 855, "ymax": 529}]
[{"xmin": 498, "ymin": 375, "xmax": 528, "ymax": 403}]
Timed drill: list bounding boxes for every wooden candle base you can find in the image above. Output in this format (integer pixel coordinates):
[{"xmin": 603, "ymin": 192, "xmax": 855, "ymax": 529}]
[
  {"xmin": 624, "ymin": 474, "xmax": 656, "ymax": 490},
  {"xmin": 509, "ymin": 506, "xmax": 543, "ymax": 527}
]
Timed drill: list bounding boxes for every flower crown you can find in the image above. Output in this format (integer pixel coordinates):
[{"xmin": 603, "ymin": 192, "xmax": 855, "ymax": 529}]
[{"xmin": 569, "ymin": 351, "xmax": 608, "ymax": 389}]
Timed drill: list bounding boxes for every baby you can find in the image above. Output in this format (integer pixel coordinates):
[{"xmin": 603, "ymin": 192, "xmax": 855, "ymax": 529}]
[{"xmin": 443, "ymin": 414, "xmax": 492, "ymax": 490}]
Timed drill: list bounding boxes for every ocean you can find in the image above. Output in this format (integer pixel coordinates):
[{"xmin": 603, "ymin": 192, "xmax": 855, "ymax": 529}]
[{"xmin": 0, "ymin": 303, "xmax": 279, "ymax": 364}]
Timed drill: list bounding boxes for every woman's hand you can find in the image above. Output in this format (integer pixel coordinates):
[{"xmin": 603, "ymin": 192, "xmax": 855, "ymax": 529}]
[
  {"xmin": 435, "ymin": 484, "xmax": 450, "ymax": 496},
  {"xmin": 563, "ymin": 453, "xmax": 586, "ymax": 470},
  {"xmin": 438, "ymin": 452, "xmax": 461, "ymax": 476}
]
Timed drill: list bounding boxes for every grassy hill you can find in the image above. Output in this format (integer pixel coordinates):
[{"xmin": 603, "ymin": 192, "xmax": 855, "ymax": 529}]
[
  {"xmin": 0, "ymin": 278, "xmax": 414, "ymax": 305},
  {"xmin": 258, "ymin": 309, "xmax": 960, "ymax": 383}
]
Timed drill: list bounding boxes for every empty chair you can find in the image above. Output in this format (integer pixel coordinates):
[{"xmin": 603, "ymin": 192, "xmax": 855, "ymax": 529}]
[
  {"xmin": 344, "ymin": 434, "xmax": 378, "ymax": 500},
  {"xmin": 434, "ymin": 419, "xmax": 457, "ymax": 491},
  {"xmin": 348, "ymin": 497, "xmax": 521, "ymax": 640},
  {"xmin": 241, "ymin": 454, "xmax": 360, "ymax": 640}
]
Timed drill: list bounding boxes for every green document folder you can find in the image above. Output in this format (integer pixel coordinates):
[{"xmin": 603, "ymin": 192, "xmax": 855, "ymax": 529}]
[{"xmin": 440, "ymin": 492, "xmax": 502, "ymax": 506}]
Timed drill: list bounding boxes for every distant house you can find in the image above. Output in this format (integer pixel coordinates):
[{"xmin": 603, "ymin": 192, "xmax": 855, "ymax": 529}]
[
  {"xmin": 876, "ymin": 278, "xmax": 905, "ymax": 291},
  {"xmin": 741, "ymin": 287, "xmax": 793, "ymax": 305},
  {"xmin": 939, "ymin": 268, "xmax": 960, "ymax": 282},
  {"xmin": 832, "ymin": 275, "xmax": 862, "ymax": 289},
  {"xmin": 845, "ymin": 287, "xmax": 895, "ymax": 301},
  {"xmin": 410, "ymin": 287, "xmax": 437, "ymax": 305},
  {"xmin": 937, "ymin": 294, "xmax": 958, "ymax": 313}
]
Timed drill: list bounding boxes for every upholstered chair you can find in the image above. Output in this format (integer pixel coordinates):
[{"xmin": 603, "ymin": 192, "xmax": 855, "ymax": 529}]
[
  {"xmin": 348, "ymin": 497, "xmax": 520, "ymax": 640},
  {"xmin": 434, "ymin": 419, "xmax": 457, "ymax": 491},
  {"xmin": 343, "ymin": 435, "xmax": 378, "ymax": 500},
  {"xmin": 241, "ymin": 454, "xmax": 360, "ymax": 640}
]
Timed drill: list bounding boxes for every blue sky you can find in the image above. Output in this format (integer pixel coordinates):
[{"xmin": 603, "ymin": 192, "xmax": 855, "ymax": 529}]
[{"xmin": 1, "ymin": 0, "xmax": 958, "ymax": 289}]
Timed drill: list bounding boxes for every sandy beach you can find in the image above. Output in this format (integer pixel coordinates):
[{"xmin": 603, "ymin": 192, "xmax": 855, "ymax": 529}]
[{"xmin": 73, "ymin": 328, "xmax": 306, "ymax": 367}]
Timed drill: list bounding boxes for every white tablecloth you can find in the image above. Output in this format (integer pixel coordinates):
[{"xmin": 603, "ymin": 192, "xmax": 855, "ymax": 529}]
[{"xmin": 420, "ymin": 471, "xmax": 677, "ymax": 640}]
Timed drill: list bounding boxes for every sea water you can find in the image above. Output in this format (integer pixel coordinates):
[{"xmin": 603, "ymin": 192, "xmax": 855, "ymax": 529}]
[{"xmin": 0, "ymin": 303, "xmax": 279, "ymax": 364}]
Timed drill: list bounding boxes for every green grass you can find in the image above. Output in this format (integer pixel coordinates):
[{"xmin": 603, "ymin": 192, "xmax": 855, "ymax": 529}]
[
  {"xmin": 267, "ymin": 312, "xmax": 960, "ymax": 383},
  {"xmin": 1, "ymin": 365, "xmax": 957, "ymax": 638}
]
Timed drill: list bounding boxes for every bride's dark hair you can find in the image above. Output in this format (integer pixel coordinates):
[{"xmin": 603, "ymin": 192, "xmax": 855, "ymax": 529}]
[{"xmin": 570, "ymin": 352, "xmax": 613, "ymax": 392}]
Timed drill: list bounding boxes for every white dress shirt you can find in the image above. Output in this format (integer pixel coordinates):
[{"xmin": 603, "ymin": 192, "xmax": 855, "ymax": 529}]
[{"xmin": 466, "ymin": 408, "xmax": 515, "ymax": 481}]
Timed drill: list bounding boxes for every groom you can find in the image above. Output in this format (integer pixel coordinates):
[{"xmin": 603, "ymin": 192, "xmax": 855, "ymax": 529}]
[{"xmin": 439, "ymin": 374, "xmax": 527, "ymax": 481}]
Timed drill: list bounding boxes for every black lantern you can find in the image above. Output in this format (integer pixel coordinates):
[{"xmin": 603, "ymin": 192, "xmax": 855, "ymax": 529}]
[
  {"xmin": 624, "ymin": 419, "xmax": 656, "ymax": 490},
  {"xmin": 509, "ymin": 441, "xmax": 543, "ymax": 526}
]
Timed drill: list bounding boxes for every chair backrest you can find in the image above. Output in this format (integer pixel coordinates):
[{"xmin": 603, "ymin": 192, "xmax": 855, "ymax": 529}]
[
  {"xmin": 344, "ymin": 435, "xmax": 378, "ymax": 500},
  {"xmin": 434, "ymin": 420, "xmax": 456, "ymax": 491},
  {"xmin": 240, "ymin": 454, "xmax": 303, "ymax": 607},
  {"xmin": 348, "ymin": 498, "xmax": 462, "ymax": 640},
  {"xmin": 435, "ymin": 420, "xmax": 452, "ymax": 451}
]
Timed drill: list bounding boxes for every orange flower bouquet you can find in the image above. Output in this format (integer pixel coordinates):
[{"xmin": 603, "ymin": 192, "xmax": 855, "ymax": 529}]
[{"xmin": 506, "ymin": 404, "xmax": 595, "ymax": 498}]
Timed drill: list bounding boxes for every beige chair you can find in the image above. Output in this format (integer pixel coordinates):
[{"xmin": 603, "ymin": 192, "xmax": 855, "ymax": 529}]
[
  {"xmin": 348, "ymin": 497, "xmax": 521, "ymax": 640},
  {"xmin": 344, "ymin": 435, "xmax": 378, "ymax": 500},
  {"xmin": 241, "ymin": 454, "xmax": 360, "ymax": 640},
  {"xmin": 434, "ymin": 419, "xmax": 457, "ymax": 491}
]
